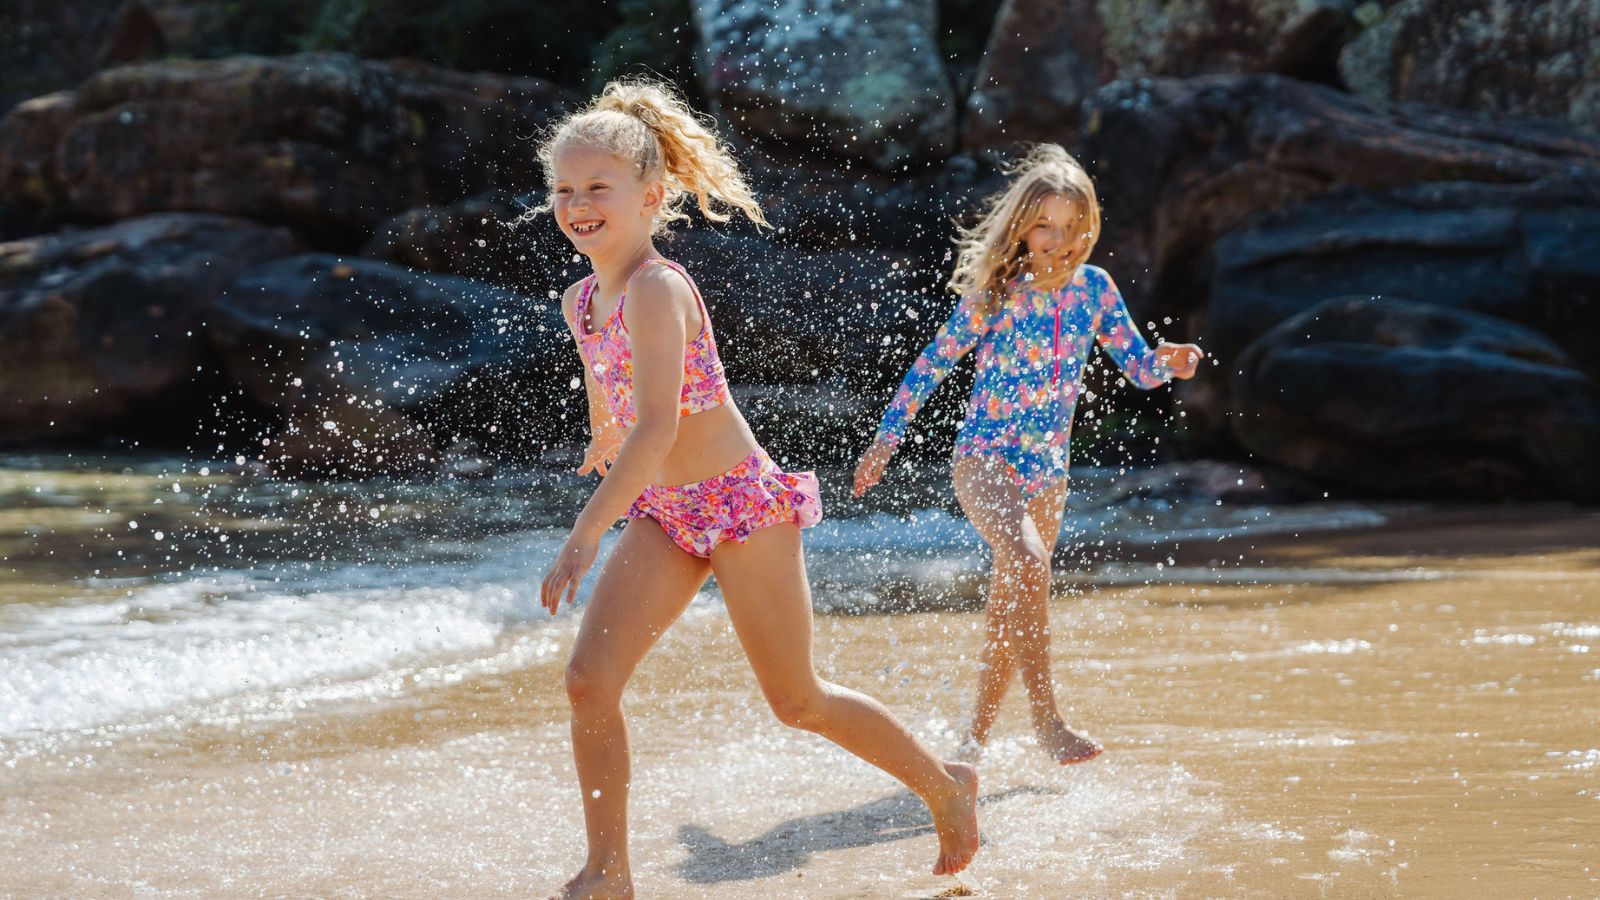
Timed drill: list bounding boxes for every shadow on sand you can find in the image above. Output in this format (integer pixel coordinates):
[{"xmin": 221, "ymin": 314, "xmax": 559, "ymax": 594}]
[{"xmin": 675, "ymin": 785, "xmax": 1048, "ymax": 884}]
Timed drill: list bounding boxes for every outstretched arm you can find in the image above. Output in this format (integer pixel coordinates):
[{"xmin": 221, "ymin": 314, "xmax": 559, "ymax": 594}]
[
  {"xmin": 854, "ymin": 292, "xmax": 993, "ymax": 495},
  {"xmin": 1092, "ymin": 269, "xmax": 1201, "ymax": 387}
]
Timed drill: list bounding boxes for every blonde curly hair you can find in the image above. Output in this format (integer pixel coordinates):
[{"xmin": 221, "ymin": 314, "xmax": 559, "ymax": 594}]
[
  {"xmin": 537, "ymin": 77, "xmax": 767, "ymax": 232},
  {"xmin": 949, "ymin": 143, "xmax": 1102, "ymax": 315}
]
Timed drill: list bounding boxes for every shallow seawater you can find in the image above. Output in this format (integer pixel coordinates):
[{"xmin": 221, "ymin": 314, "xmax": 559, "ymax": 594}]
[{"xmin": 1, "ymin": 452, "xmax": 1596, "ymax": 897}]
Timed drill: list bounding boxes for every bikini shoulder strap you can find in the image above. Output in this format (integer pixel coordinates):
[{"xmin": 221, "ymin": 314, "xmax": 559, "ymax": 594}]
[{"xmin": 575, "ymin": 273, "xmax": 598, "ymax": 323}]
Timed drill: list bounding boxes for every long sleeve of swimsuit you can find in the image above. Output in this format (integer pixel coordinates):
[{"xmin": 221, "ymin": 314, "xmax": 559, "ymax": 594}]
[
  {"xmin": 872, "ymin": 291, "xmax": 994, "ymax": 447},
  {"xmin": 1091, "ymin": 269, "xmax": 1171, "ymax": 390}
]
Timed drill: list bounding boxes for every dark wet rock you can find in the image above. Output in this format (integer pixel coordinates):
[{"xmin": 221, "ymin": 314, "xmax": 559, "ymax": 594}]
[
  {"xmin": 0, "ymin": 92, "xmax": 76, "ymax": 237},
  {"xmin": 691, "ymin": 0, "xmax": 957, "ymax": 170},
  {"xmin": 652, "ymin": 228, "xmax": 947, "ymax": 388},
  {"xmin": 964, "ymin": 0, "xmax": 1360, "ymax": 150},
  {"xmin": 361, "ymin": 190, "xmax": 570, "ymax": 294},
  {"xmin": 0, "ymin": 53, "xmax": 576, "ymax": 245},
  {"xmin": 0, "ymin": 213, "xmax": 305, "ymax": 444},
  {"xmin": 1098, "ymin": 0, "xmax": 1359, "ymax": 82},
  {"xmin": 751, "ymin": 154, "xmax": 1002, "ymax": 254},
  {"xmin": 1206, "ymin": 180, "xmax": 1600, "ymax": 378},
  {"xmin": 963, "ymin": 0, "xmax": 1102, "ymax": 151},
  {"xmin": 1079, "ymin": 74, "xmax": 1600, "ymax": 323},
  {"xmin": 208, "ymin": 254, "xmax": 576, "ymax": 478},
  {"xmin": 1231, "ymin": 297, "xmax": 1600, "ymax": 502},
  {"xmin": 1341, "ymin": 0, "xmax": 1600, "ymax": 133}
]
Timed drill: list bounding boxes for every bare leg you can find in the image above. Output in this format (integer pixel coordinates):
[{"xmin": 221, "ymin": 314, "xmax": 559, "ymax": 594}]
[
  {"xmin": 710, "ymin": 524, "xmax": 981, "ymax": 876},
  {"xmin": 953, "ymin": 455, "xmax": 1099, "ymax": 764},
  {"xmin": 556, "ymin": 519, "xmax": 711, "ymax": 900}
]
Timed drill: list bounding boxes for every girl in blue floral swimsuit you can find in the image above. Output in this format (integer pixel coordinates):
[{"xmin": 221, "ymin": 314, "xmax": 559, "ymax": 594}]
[{"xmin": 855, "ymin": 144, "xmax": 1203, "ymax": 764}]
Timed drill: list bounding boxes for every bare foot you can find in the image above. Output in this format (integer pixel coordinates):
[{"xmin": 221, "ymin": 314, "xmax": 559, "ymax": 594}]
[
  {"xmin": 929, "ymin": 761, "xmax": 981, "ymax": 876},
  {"xmin": 1037, "ymin": 716, "xmax": 1103, "ymax": 765},
  {"xmin": 551, "ymin": 865, "xmax": 633, "ymax": 900}
]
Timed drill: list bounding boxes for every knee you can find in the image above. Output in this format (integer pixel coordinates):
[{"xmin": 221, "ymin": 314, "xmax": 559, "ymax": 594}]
[
  {"xmin": 998, "ymin": 539, "xmax": 1051, "ymax": 579},
  {"xmin": 564, "ymin": 657, "xmax": 621, "ymax": 711},
  {"xmin": 767, "ymin": 686, "xmax": 828, "ymax": 732}
]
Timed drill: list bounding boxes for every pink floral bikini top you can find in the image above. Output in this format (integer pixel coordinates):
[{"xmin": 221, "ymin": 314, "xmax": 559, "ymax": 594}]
[{"xmin": 573, "ymin": 257, "xmax": 732, "ymax": 427}]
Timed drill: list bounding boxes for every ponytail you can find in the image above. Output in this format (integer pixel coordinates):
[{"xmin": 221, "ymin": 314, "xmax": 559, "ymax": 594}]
[{"xmin": 539, "ymin": 77, "xmax": 767, "ymax": 231}]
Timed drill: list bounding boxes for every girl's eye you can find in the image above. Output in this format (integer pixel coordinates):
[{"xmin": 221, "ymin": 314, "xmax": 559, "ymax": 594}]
[{"xmin": 555, "ymin": 187, "xmax": 572, "ymax": 194}]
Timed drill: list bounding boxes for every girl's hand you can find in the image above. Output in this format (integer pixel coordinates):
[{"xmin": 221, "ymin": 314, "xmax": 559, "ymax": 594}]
[
  {"xmin": 1155, "ymin": 342, "xmax": 1204, "ymax": 380},
  {"xmin": 853, "ymin": 439, "xmax": 896, "ymax": 497},
  {"xmin": 541, "ymin": 535, "xmax": 598, "ymax": 615},
  {"xmin": 577, "ymin": 420, "xmax": 628, "ymax": 477}
]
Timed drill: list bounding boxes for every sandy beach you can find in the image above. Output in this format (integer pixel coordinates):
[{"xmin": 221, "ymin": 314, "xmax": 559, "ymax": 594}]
[{"xmin": 4, "ymin": 498, "xmax": 1597, "ymax": 898}]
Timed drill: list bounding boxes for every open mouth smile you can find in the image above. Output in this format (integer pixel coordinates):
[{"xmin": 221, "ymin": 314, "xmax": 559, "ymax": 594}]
[{"xmin": 570, "ymin": 220, "xmax": 605, "ymax": 235}]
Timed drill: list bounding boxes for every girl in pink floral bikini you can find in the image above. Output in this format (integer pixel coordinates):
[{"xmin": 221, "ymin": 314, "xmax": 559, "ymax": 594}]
[
  {"xmin": 537, "ymin": 78, "xmax": 979, "ymax": 898},
  {"xmin": 855, "ymin": 144, "xmax": 1203, "ymax": 765}
]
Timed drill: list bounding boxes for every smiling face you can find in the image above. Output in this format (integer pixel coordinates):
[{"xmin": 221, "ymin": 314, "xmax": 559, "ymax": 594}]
[
  {"xmin": 550, "ymin": 142, "xmax": 662, "ymax": 259},
  {"xmin": 1020, "ymin": 193, "xmax": 1091, "ymax": 282}
]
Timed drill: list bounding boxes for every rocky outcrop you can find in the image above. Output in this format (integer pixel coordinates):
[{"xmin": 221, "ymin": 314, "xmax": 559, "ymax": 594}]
[
  {"xmin": 964, "ymin": 0, "xmax": 1362, "ymax": 150},
  {"xmin": 0, "ymin": 213, "xmax": 305, "ymax": 443},
  {"xmin": 1232, "ymin": 297, "xmax": 1600, "ymax": 501},
  {"xmin": 1341, "ymin": 0, "xmax": 1600, "ymax": 133},
  {"xmin": 691, "ymin": 0, "xmax": 956, "ymax": 170},
  {"xmin": 1099, "ymin": 0, "xmax": 1358, "ymax": 82},
  {"xmin": 1079, "ymin": 75, "xmax": 1600, "ymax": 321},
  {"xmin": 1207, "ymin": 179, "xmax": 1600, "ymax": 375},
  {"xmin": 208, "ymin": 254, "xmax": 574, "ymax": 477},
  {"xmin": 963, "ymin": 0, "xmax": 1102, "ymax": 151},
  {"xmin": 362, "ymin": 190, "xmax": 564, "ymax": 293},
  {"xmin": 0, "ymin": 53, "xmax": 575, "ymax": 244}
]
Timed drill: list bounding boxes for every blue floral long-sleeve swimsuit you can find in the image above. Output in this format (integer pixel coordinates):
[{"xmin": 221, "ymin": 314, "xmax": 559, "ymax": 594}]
[{"xmin": 873, "ymin": 265, "xmax": 1173, "ymax": 497}]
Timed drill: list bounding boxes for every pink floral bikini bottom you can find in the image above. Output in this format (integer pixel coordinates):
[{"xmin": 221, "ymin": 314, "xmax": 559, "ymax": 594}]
[{"xmin": 628, "ymin": 448, "xmax": 822, "ymax": 558}]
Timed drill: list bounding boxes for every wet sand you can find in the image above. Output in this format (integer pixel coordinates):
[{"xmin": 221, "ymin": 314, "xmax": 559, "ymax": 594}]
[{"xmin": 3, "ymin": 507, "xmax": 1598, "ymax": 897}]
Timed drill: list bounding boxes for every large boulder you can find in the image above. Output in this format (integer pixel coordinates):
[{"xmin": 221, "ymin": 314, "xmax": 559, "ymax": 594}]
[
  {"xmin": 1079, "ymin": 74, "xmax": 1600, "ymax": 322},
  {"xmin": 0, "ymin": 53, "xmax": 575, "ymax": 245},
  {"xmin": 362, "ymin": 190, "xmax": 568, "ymax": 293},
  {"xmin": 1232, "ymin": 297, "xmax": 1600, "ymax": 502},
  {"xmin": 964, "ymin": 0, "xmax": 1361, "ymax": 150},
  {"xmin": 0, "ymin": 214, "xmax": 306, "ymax": 444},
  {"xmin": 963, "ymin": 0, "xmax": 1102, "ymax": 151},
  {"xmin": 691, "ymin": 0, "xmax": 957, "ymax": 170},
  {"xmin": 1341, "ymin": 0, "xmax": 1600, "ymax": 134},
  {"xmin": 1207, "ymin": 179, "xmax": 1600, "ymax": 376},
  {"xmin": 1099, "ymin": 0, "xmax": 1359, "ymax": 81},
  {"xmin": 208, "ymin": 255, "xmax": 575, "ymax": 477}
]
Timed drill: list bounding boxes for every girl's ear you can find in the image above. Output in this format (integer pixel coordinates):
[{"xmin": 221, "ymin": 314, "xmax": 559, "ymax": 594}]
[{"xmin": 642, "ymin": 181, "xmax": 665, "ymax": 216}]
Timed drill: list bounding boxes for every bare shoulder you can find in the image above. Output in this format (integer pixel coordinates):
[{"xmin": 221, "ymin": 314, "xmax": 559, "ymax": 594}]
[{"xmin": 624, "ymin": 262, "xmax": 698, "ymax": 328}]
